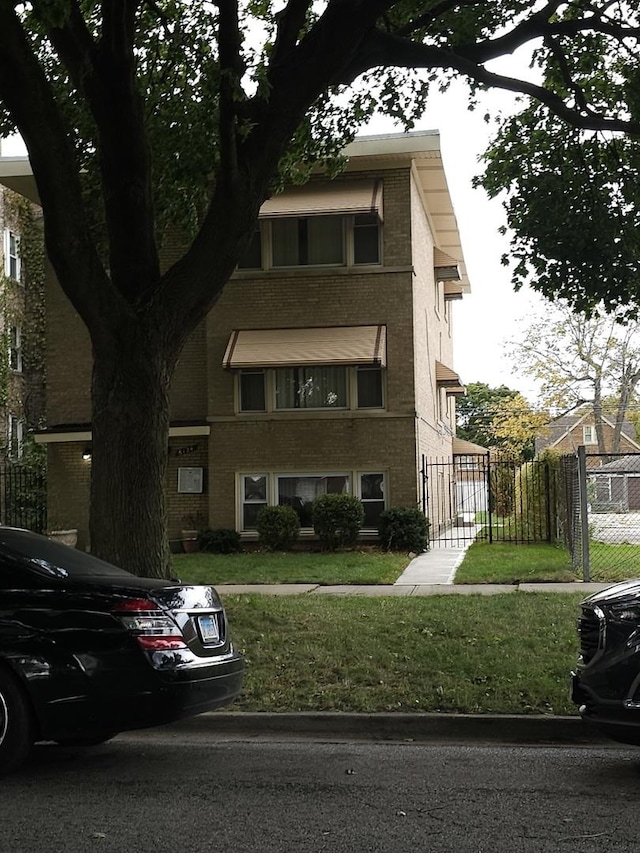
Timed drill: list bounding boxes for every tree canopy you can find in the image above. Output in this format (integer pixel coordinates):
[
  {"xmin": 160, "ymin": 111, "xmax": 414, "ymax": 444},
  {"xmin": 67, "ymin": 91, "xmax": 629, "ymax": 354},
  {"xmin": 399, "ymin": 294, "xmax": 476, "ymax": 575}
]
[{"xmin": 0, "ymin": 2, "xmax": 639, "ymax": 575}]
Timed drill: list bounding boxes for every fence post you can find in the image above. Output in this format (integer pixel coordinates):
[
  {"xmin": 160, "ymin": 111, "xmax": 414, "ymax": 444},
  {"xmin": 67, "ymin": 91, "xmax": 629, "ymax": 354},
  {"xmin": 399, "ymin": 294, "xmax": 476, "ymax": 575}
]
[
  {"xmin": 577, "ymin": 445, "xmax": 590, "ymax": 582},
  {"xmin": 486, "ymin": 452, "xmax": 493, "ymax": 544}
]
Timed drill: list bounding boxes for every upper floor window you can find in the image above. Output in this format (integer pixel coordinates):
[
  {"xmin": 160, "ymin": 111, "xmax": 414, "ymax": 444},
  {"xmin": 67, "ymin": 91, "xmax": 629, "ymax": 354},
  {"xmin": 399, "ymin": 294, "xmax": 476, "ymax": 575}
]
[
  {"xmin": 238, "ymin": 213, "xmax": 381, "ymax": 270},
  {"xmin": 9, "ymin": 325, "xmax": 22, "ymax": 372},
  {"xmin": 238, "ymin": 365, "xmax": 384, "ymax": 412},
  {"xmin": 583, "ymin": 425, "xmax": 598, "ymax": 445},
  {"xmin": 3, "ymin": 229, "xmax": 21, "ymax": 282}
]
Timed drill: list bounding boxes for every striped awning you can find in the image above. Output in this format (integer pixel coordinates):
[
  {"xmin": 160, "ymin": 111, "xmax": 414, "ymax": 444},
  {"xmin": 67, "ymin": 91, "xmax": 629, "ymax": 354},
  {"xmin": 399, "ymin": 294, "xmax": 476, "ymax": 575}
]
[
  {"xmin": 434, "ymin": 247, "xmax": 460, "ymax": 282},
  {"xmin": 223, "ymin": 325, "xmax": 387, "ymax": 369},
  {"xmin": 259, "ymin": 180, "xmax": 383, "ymax": 220},
  {"xmin": 435, "ymin": 361, "xmax": 462, "ymax": 386}
]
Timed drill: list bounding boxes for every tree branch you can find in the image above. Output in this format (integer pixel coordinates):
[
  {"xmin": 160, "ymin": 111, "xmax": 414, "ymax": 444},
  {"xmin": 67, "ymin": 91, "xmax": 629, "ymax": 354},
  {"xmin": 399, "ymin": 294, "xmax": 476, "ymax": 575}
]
[{"xmin": 0, "ymin": 0, "xmax": 128, "ymax": 345}]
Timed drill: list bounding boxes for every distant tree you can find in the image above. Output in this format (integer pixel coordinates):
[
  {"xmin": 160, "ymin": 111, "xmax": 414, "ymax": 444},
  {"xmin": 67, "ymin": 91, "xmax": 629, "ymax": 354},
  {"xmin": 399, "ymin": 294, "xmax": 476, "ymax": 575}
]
[
  {"xmin": 488, "ymin": 393, "xmax": 549, "ymax": 461},
  {"xmin": 510, "ymin": 302, "xmax": 640, "ymax": 454},
  {"xmin": 456, "ymin": 382, "xmax": 519, "ymax": 449}
]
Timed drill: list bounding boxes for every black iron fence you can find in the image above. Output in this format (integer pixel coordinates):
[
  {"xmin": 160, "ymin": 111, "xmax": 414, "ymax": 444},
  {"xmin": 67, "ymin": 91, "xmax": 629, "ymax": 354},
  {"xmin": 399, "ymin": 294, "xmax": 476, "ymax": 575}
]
[
  {"xmin": 0, "ymin": 464, "xmax": 47, "ymax": 532},
  {"xmin": 421, "ymin": 454, "xmax": 561, "ymax": 547}
]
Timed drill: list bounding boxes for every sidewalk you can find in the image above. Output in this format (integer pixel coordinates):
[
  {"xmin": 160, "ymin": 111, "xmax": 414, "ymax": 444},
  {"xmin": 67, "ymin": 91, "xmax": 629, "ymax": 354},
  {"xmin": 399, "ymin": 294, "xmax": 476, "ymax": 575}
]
[{"xmin": 214, "ymin": 533, "xmax": 610, "ymax": 597}]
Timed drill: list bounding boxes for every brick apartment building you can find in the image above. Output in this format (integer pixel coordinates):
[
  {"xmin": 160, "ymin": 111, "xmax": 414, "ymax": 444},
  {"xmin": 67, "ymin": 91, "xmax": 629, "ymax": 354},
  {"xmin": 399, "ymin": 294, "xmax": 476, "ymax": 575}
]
[{"xmin": 0, "ymin": 131, "xmax": 471, "ymax": 550}]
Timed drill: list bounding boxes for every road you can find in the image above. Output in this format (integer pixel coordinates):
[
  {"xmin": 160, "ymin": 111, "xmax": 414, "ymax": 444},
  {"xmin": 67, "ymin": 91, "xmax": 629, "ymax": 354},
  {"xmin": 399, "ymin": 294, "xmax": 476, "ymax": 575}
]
[{"xmin": 3, "ymin": 728, "xmax": 639, "ymax": 853}]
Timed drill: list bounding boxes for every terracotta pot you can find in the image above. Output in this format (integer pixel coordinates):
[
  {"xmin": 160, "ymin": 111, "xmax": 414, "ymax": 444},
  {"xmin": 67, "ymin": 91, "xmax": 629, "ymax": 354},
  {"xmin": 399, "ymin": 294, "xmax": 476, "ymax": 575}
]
[
  {"xmin": 181, "ymin": 530, "xmax": 199, "ymax": 554},
  {"xmin": 48, "ymin": 529, "xmax": 78, "ymax": 547}
]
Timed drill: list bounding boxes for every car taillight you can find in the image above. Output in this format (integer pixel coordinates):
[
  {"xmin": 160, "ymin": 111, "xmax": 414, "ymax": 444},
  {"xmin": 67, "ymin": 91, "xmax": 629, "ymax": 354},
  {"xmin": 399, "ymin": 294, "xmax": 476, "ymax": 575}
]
[{"xmin": 113, "ymin": 598, "xmax": 187, "ymax": 650}]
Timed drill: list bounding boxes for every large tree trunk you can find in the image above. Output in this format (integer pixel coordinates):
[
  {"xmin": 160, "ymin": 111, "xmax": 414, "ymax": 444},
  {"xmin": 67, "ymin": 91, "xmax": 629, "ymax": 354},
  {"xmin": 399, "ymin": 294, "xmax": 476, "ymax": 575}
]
[{"xmin": 89, "ymin": 328, "xmax": 176, "ymax": 578}]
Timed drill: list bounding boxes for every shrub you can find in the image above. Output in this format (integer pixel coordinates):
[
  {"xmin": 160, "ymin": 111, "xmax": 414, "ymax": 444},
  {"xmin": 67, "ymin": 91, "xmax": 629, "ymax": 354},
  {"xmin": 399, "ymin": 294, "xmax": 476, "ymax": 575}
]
[
  {"xmin": 198, "ymin": 528, "xmax": 242, "ymax": 554},
  {"xmin": 256, "ymin": 505, "xmax": 300, "ymax": 551},
  {"xmin": 378, "ymin": 507, "xmax": 430, "ymax": 552},
  {"xmin": 312, "ymin": 493, "xmax": 364, "ymax": 550}
]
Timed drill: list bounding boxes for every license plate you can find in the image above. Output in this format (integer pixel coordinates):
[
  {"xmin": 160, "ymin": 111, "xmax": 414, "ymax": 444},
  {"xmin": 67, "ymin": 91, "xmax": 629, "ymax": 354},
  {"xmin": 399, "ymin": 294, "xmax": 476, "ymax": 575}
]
[{"xmin": 198, "ymin": 614, "xmax": 220, "ymax": 644}]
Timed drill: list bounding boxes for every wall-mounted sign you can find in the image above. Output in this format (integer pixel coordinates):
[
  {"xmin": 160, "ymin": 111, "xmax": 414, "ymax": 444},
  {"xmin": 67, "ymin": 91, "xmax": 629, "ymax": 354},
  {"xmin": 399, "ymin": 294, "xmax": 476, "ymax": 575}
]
[{"xmin": 177, "ymin": 467, "xmax": 204, "ymax": 494}]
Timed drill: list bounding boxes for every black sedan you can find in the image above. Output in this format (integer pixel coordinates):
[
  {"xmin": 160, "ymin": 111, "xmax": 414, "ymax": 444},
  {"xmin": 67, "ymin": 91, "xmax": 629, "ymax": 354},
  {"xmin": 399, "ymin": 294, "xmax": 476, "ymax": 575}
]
[
  {"xmin": 0, "ymin": 527, "xmax": 244, "ymax": 774},
  {"xmin": 572, "ymin": 579, "xmax": 640, "ymax": 744}
]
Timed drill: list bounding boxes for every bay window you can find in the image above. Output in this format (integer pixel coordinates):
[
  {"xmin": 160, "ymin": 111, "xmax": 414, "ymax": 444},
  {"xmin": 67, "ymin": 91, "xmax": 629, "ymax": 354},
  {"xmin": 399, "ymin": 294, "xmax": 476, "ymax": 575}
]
[{"xmin": 240, "ymin": 472, "xmax": 385, "ymax": 531}]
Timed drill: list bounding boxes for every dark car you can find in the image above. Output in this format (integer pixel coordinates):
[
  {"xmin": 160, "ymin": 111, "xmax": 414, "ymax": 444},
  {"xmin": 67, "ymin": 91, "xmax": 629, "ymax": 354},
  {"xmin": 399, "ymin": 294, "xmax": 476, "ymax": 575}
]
[
  {"xmin": 0, "ymin": 527, "xmax": 244, "ymax": 774},
  {"xmin": 572, "ymin": 579, "xmax": 640, "ymax": 744}
]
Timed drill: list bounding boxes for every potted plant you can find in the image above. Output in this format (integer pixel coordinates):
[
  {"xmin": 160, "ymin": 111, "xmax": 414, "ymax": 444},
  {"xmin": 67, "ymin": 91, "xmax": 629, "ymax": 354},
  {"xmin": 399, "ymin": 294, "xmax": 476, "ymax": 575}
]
[{"xmin": 181, "ymin": 513, "xmax": 206, "ymax": 554}]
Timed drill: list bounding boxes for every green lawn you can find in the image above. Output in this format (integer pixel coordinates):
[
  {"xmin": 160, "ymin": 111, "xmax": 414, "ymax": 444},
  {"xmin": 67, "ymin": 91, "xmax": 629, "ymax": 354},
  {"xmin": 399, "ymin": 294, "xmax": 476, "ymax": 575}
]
[
  {"xmin": 223, "ymin": 593, "xmax": 582, "ymax": 715},
  {"xmin": 174, "ymin": 549, "xmax": 408, "ymax": 585},
  {"xmin": 453, "ymin": 541, "xmax": 578, "ymax": 584}
]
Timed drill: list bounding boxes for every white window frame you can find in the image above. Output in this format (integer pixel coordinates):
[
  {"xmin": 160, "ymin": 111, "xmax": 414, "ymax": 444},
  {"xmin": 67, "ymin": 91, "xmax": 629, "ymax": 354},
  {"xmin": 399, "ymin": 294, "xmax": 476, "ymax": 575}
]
[
  {"xmin": 583, "ymin": 425, "xmax": 598, "ymax": 445},
  {"xmin": 3, "ymin": 229, "xmax": 21, "ymax": 282},
  {"xmin": 237, "ymin": 366, "xmax": 385, "ymax": 413},
  {"xmin": 237, "ymin": 214, "xmax": 382, "ymax": 271},
  {"xmin": 7, "ymin": 414, "xmax": 24, "ymax": 459},
  {"xmin": 9, "ymin": 325, "xmax": 23, "ymax": 373},
  {"xmin": 238, "ymin": 470, "xmax": 387, "ymax": 533}
]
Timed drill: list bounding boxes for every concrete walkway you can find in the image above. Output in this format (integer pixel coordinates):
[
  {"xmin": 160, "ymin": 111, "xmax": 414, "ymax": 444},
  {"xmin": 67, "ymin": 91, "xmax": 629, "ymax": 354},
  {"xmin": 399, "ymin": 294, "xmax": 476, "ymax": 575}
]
[{"xmin": 393, "ymin": 524, "xmax": 484, "ymax": 585}]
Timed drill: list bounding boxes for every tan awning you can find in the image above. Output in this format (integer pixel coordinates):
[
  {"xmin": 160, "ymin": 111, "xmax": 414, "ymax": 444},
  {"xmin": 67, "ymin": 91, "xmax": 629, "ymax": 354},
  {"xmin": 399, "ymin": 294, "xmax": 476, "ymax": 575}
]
[
  {"xmin": 443, "ymin": 282, "xmax": 464, "ymax": 300},
  {"xmin": 224, "ymin": 325, "xmax": 387, "ymax": 369},
  {"xmin": 259, "ymin": 180, "xmax": 383, "ymax": 220},
  {"xmin": 435, "ymin": 361, "xmax": 462, "ymax": 386},
  {"xmin": 445, "ymin": 384, "xmax": 466, "ymax": 396},
  {"xmin": 434, "ymin": 247, "xmax": 460, "ymax": 282}
]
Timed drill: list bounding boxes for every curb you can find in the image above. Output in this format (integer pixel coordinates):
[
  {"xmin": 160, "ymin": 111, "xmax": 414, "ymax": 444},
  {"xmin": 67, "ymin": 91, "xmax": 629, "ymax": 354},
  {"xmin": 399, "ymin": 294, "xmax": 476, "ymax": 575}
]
[{"xmin": 169, "ymin": 712, "xmax": 609, "ymax": 745}]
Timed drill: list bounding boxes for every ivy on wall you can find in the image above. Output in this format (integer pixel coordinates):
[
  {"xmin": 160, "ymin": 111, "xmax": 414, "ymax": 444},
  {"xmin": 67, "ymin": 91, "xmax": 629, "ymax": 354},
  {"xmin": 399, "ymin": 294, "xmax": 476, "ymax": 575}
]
[{"xmin": 0, "ymin": 187, "xmax": 46, "ymax": 472}]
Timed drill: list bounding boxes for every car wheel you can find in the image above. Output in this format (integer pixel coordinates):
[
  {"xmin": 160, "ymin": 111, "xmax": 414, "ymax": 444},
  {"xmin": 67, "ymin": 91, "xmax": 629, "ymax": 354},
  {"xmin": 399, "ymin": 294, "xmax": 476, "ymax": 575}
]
[
  {"xmin": 0, "ymin": 668, "xmax": 35, "ymax": 776},
  {"xmin": 54, "ymin": 733, "xmax": 116, "ymax": 747}
]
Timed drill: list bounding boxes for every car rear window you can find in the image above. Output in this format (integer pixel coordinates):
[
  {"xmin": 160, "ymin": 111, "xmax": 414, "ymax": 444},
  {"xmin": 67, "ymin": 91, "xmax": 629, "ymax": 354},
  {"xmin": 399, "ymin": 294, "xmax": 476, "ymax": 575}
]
[{"xmin": 0, "ymin": 528, "xmax": 134, "ymax": 580}]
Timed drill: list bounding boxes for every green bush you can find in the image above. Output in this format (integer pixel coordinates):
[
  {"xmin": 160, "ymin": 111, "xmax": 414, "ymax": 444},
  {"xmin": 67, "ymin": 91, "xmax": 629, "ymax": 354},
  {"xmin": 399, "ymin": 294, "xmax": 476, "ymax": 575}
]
[
  {"xmin": 198, "ymin": 528, "xmax": 242, "ymax": 554},
  {"xmin": 256, "ymin": 505, "xmax": 300, "ymax": 551},
  {"xmin": 378, "ymin": 507, "xmax": 430, "ymax": 552},
  {"xmin": 312, "ymin": 493, "xmax": 364, "ymax": 550}
]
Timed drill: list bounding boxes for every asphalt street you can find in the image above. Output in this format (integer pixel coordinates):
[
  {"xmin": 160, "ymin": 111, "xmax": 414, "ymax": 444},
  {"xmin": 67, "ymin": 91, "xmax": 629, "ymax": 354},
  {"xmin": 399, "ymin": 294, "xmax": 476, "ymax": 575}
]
[{"xmin": 4, "ymin": 728, "xmax": 639, "ymax": 853}]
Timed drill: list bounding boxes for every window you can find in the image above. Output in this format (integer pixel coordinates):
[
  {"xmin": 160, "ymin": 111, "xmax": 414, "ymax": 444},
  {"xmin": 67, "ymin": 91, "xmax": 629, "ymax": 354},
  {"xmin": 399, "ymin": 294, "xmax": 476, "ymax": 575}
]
[
  {"xmin": 9, "ymin": 326, "xmax": 22, "ymax": 372},
  {"xmin": 8, "ymin": 415, "xmax": 24, "ymax": 459},
  {"xmin": 238, "ymin": 365, "xmax": 384, "ymax": 412},
  {"xmin": 278, "ymin": 475, "xmax": 349, "ymax": 527},
  {"xmin": 241, "ymin": 475, "xmax": 268, "ymax": 529},
  {"xmin": 275, "ymin": 366, "xmax": 347, "ymax": 409},
  {"xmin": 3, "ymin": 229, "xmax": 21, "ymax": 281},
  {"xmin": 240, "ymin": 472, "xmax": 385, "ymax": 531},
  {"xmin": 356, "ymin": 367, "xmax": 383, "ymax": 408},
  {"xmin": 353, "ymin": 214, "xmax": 380, "ymax": 264},
  {"xmin": 237, "ymin": 214, "xmax": 381, "ymax": 270},
  {"xmin": 359, "ymin": 473, "xmax": 385, "ymax": 528},
  {"xmin": 240, "ymin": 370, "xmax": 266, "ymax": 411},
  {"xmin": 583, "ymin": 425, "xmax": 598, "ymax": 445}
]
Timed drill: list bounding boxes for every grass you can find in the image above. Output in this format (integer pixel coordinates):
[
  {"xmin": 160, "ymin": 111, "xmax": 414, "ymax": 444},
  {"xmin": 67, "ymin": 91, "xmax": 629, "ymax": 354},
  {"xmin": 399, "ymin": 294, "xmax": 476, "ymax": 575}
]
[
  {"xmin": 453, "ymin": 542, "xmax": 578, "ymax": 584},
  {"xmin": 174, "ymin": 549, "xmax": 408, "ymax": 585},
  {"xmin": 223, "ymin": 592, "xmax": 582, "ymax": 716}
]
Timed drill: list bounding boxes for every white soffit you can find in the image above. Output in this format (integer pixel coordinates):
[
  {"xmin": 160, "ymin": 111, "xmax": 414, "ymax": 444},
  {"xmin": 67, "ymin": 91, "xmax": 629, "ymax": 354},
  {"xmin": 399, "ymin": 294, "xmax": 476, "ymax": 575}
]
[{"xmin": 0, "ymin": 156, "xmax": 39, "ymax": 203}]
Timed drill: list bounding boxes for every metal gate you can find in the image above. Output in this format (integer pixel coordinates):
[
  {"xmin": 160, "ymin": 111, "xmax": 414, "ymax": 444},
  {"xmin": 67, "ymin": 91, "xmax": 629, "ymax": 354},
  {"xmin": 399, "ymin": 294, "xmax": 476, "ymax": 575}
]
[
  {"xmin": 421, "ymin": 454, "xmax": 559, "ymax": 547},
  {"xmin": 0, "ymin": 465, "xmax": 47, "ymax": 532}
]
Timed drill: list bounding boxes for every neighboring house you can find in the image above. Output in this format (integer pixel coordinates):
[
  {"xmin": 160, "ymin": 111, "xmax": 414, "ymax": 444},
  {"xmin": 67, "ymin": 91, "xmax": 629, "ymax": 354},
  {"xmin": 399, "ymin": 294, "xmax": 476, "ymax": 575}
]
[
  {"xmin": 535, "ymin": 412, "xmax": 640, "ymax": 466},
  {"xmin": 0, "ymin": 131, "xmax": 471, "ymax": 549},
  {"xmin": 0, "ymin": 182, "xmax": 45, "ymax": 460}
]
